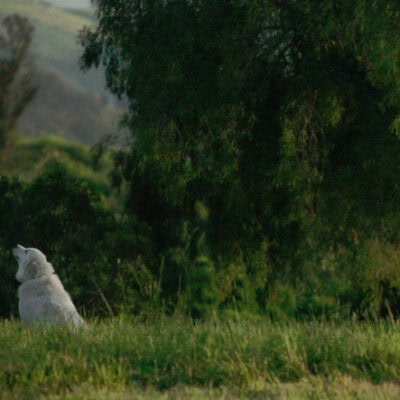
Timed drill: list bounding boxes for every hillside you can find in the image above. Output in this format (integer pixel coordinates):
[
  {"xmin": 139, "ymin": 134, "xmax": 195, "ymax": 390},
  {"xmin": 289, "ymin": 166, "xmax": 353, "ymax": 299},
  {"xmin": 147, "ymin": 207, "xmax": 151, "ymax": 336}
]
[
  {"xmin": 38, "ymin": 0, "xmax": 91, "ymax": 11},
  {"xmin": 20, "ymin": 69, "xmax": 122, "ymax": 144},
  {"xmin": 0, "ymin": 0, "xmax": 99, "ymax": 91},
  {"xmin": 0, "ymin": 136, "xmax": 112, "ymax": 187},
  {"xmin": 0, "ymin": 0, "xmax": 125, "ymax": 144}
]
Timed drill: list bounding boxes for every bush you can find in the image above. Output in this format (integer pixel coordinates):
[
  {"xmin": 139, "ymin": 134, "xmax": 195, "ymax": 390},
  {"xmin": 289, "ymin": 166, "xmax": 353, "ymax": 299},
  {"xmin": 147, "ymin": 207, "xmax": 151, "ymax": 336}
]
[
  {"xmin": 355, "ymin": 239, "xmax": 400, "ymax": 319},
  {"xmin": 5, "ymin": 159, "xmax": 400, "ymax": 322},
  {"xmin": 0, "ymin": 162, "xmax": 152, "ymax": 317},
  {"xmin": 187, "ymin": 255, "xmax": 218, "ymax": 319}
]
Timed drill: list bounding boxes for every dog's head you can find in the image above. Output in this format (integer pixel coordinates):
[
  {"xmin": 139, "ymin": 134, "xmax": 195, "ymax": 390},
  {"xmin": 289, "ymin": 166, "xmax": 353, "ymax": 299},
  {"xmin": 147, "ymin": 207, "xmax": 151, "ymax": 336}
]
[{"xmin": 13, "ymin": 244, "xmax": 55, "ymax": 283}]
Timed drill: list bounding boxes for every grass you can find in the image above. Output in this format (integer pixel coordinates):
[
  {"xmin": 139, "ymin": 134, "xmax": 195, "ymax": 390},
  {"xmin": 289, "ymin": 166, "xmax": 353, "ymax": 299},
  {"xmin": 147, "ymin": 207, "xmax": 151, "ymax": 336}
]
[{"xmin": 2, "ymin": 315, "xmax": 400, "ymax": 399}]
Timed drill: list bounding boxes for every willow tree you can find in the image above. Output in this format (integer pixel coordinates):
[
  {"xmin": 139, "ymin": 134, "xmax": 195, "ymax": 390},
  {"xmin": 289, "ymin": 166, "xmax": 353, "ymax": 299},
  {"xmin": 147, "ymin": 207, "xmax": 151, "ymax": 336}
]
[{"xmin": 81, "ymin": 0, "xmax": 400, "ymax": 314}]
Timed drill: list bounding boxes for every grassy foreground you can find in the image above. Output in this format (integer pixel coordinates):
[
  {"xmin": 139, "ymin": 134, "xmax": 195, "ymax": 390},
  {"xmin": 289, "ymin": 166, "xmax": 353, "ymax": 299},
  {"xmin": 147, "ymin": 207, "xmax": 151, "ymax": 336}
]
[{"xmin": 2, "ymin": 316, "xmax": 400, "ymax": 399}]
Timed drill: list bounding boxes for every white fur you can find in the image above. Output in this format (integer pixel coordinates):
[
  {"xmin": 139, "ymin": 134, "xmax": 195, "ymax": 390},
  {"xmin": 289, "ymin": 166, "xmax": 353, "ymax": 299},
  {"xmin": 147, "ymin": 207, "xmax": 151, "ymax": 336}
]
[{"xmin": 13, "ymin": 244, "xmax": 84, "ymax": 328}]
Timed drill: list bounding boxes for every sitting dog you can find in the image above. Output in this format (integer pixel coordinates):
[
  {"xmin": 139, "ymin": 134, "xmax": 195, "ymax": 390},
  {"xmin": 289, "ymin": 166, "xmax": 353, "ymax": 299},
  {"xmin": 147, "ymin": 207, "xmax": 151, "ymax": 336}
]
[{"xmin": 13, "ymin": 244, "xmax": 84, "ymax": 328}]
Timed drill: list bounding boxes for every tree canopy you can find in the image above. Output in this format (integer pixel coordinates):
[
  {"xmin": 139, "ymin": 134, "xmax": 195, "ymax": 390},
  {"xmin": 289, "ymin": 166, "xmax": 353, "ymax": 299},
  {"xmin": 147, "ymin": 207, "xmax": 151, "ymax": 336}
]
[{"xmin": 80, "ymin": 0, "xmax": 400, "ymax": 317}]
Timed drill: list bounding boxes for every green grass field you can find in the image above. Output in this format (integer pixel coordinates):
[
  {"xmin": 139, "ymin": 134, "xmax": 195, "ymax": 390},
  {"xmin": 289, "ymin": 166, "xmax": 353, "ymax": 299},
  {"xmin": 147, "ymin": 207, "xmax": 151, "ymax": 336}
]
[{"xmin": 2, "ymin": 316, "xmax": 400, "ymax": 399}]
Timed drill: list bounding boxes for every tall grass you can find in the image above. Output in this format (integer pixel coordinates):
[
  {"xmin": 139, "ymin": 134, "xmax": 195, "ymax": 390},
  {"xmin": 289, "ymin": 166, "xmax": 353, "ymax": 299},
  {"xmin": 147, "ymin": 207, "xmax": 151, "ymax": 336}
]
[{"xmin": 2, "ymin": 316, "xmax": 400, "ymax": 398}]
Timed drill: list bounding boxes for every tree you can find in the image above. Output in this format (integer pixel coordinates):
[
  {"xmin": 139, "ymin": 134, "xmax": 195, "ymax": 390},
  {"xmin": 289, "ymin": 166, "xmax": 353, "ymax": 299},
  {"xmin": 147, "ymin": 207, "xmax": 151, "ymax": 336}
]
[
  {"xmin": 81, "ymin": 0, "xmax": 400, "ymax": 315},
  {"xmin": 0, "ymin": 14, "xmax": 37, "ymax": 147}
]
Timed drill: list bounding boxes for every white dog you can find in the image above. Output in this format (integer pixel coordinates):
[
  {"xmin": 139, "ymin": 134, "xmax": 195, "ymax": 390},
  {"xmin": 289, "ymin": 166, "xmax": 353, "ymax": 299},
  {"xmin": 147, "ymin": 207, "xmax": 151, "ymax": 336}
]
[{"xmin": 13, "ymin": 244, "xmax": 84, "ymax": 328}]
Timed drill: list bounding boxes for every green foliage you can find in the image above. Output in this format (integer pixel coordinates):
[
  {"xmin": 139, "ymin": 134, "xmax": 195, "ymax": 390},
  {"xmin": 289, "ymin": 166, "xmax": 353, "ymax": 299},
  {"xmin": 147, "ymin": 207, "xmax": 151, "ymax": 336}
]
[
  {"xmin": 187, "ymin": 255, "xmax": 218, "ymax": 319},
  {"xmin": 0, "ymin": 161, "xmax": 153, "ymax": 317},
  {"xmin": 77, "ymin": 0, "xmax": 400, "ymax": 318},
  {"xmin": 355, "ymin": 239, "xmax": 400, "ymax": 319}
]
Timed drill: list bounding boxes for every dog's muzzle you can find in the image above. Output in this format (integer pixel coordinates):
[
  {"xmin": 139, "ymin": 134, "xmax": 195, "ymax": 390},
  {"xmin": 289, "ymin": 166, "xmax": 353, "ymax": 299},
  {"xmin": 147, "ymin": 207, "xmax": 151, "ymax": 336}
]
[{"xmin": 12, "ymin": 244, "xmax": 26, "ymax": 260}]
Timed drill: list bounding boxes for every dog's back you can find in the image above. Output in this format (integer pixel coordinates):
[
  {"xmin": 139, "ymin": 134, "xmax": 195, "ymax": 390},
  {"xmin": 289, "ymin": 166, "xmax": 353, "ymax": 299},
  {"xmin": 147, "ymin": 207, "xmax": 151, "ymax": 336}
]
[{"xmin": 18, "ymin": 271, "xmax": 84, "ymax": 328}]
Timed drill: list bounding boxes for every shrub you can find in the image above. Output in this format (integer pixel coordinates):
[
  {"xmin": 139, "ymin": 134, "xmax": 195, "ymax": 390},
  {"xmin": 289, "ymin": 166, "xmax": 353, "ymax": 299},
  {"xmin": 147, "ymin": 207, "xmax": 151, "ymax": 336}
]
[
  {"xmin": 356, "ymin": 239, "xmax": 400, "ymax": 319},
  {"xmin": 0, "ymin": 162, "xmax": 152, "ymax": 317}
]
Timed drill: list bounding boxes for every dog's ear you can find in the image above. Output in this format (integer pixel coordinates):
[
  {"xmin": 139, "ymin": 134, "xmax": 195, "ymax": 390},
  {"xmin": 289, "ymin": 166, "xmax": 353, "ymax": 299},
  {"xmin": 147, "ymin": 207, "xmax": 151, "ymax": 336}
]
[{"xmin": 25, "ymin": 260, "xmax": 39, "ymax": 279}]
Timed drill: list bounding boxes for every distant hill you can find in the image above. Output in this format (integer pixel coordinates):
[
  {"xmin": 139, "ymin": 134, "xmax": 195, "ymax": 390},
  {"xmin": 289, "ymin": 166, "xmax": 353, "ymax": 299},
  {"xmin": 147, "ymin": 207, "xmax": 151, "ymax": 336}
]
[
  {"xmin": 21, "ymin": 70, "xmax": 122, "ymax": 144},
  {"xmin": 37, "ymin": 0, "xmax": 91, "ymax": 11},
  {"xmin": 0, "ymin": 0, "xmax": 125, "ymax": 144},
  {"xmin": 0, "ymin": 135, "xmax": 112, "ymax": 185},
  {"xmin": 0, "ymin": 135, "xmax": 123, "ymax": 210}
]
